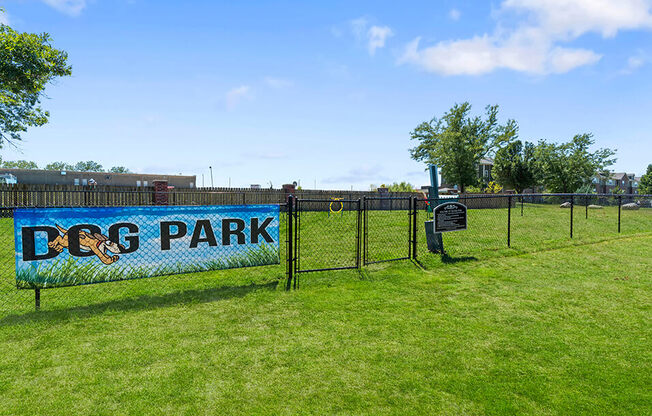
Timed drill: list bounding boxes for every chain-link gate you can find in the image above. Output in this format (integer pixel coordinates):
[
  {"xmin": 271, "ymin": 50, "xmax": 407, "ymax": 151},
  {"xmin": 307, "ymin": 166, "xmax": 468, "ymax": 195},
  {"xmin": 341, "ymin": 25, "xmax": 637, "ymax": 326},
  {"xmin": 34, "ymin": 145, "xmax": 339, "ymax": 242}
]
[
  {"xmin": 363, "ymin": 197, "xmax": 413, "ymax": 265},
  {"xmin": 293, "ymin": 198, "xmax": 362, "ymax": 273}
]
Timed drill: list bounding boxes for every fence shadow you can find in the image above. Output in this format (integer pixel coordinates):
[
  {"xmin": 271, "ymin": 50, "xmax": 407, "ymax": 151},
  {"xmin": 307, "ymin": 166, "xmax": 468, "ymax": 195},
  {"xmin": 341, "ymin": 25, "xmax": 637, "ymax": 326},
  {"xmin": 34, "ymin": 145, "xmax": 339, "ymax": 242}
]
[
  {"xmin": 441, "ymin": 254, "xmax": 478, "ymax": 264},
  {"xmin": 0, "ymin": 280, "xmax": 279, "ymax": 327}
]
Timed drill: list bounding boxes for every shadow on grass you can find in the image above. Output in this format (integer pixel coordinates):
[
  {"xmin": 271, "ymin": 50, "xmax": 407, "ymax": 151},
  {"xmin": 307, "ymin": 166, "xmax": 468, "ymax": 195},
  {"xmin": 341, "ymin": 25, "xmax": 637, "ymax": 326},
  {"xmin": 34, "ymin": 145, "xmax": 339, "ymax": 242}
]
[
  {"xmin": 0, "ymin": 280, "xmax": 279, "ymax": 327},
  {"xmin": 441, "ymin": 254, "xmax": 478, "ymax": 264},
  {"xmin": 414, "ymin": 253, "xmax": 478, "ymax": 269}
]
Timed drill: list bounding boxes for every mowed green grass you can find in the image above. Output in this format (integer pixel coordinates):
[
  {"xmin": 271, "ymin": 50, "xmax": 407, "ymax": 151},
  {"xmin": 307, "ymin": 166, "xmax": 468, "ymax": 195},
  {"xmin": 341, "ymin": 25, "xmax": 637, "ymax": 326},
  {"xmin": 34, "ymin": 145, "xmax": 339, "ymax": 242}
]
[
  {"xmin": 0, "ymin": 205, "xmax": 650, "ymax": 415},
  {"xmin": 0, "ymin": 236, "xmax": 649, "ymax": 415}
]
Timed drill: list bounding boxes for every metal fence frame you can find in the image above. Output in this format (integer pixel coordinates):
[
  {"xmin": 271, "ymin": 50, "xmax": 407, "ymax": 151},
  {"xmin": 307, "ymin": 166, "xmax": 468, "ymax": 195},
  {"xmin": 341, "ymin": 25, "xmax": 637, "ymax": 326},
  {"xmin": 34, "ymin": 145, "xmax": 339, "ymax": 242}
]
[
  {"xmin": 286, "ymin": 192, "xmax": 652, "ymax": 289},
  {"xmin": 0, "ymin": 190, "xmax": 649, "ymax": 312}
]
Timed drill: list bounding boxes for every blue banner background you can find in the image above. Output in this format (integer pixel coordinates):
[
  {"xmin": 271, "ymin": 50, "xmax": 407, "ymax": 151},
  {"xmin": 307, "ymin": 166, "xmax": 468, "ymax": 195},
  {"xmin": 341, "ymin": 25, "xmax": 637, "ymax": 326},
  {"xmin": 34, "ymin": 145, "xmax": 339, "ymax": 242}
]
[{"xmin": 14, "ymin": 205, "xmax": 280, "ymax": 289}]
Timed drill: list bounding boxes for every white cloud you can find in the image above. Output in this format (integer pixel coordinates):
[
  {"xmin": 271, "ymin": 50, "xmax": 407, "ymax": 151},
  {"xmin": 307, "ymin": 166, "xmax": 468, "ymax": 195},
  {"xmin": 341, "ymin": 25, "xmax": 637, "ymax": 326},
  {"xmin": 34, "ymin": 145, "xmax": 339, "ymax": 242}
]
[
  {"xmin": 323, "ymin": 165, "xmax": 388, "ymax": 184},
  {"xmin": 449, "ymin": 8, "xmax": 461, "ymax": 21},
  {"xmin": 399, "ymin": 0, "xmax": 652, "ymax": 75},
  {"xmin": 225, "ymin": 85, "xmax": 252, "ymax": 110},
  {"xmin": 264, "ymin": 77, "xmax": 293, "ymax": 89},
  {"xmin": 620, "ymin": 50, "xmax": 648, "ymax": 74},
  {"xmin": 367, "ymin": 25, "xmax": 394, "ymax": 55},
  {"xmin": 349, "ymin": 17, "xmax": 369, "ymax": 40},
  {"xmin": 42, "ymin": 0, "xmax": 87, "ymax": 16},
  {"xmin": 348, "ymin": 17, "xmax": 394, "ymax": 56}
]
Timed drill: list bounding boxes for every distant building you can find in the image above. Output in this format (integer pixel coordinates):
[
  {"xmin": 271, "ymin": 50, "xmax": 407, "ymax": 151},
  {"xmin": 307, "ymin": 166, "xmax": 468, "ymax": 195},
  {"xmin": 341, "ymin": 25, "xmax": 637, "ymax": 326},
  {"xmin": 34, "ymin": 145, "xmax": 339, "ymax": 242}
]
[
  {"xmin": 0, "ymin": 168, "xmax": 196, "ymax": 188},
  {"xmin": 593, "ymin": 172, "xmax": 641, "ymax": 194}
]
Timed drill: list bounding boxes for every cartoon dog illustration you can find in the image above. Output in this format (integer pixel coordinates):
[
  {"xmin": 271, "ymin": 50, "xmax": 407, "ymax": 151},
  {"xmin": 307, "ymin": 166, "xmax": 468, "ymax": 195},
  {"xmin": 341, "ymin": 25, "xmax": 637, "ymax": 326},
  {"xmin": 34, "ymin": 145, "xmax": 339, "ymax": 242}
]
[{"xmin": 48, "ymin": 225, "xmax": 126, "ymax": 265}]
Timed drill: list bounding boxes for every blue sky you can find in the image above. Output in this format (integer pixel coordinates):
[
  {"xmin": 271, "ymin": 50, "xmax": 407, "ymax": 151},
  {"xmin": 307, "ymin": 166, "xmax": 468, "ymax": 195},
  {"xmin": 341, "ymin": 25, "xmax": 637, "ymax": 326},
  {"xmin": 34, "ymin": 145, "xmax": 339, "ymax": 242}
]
[{"xmin": 1, "ymin": 0, "xmax": 651, "ymax": 189}]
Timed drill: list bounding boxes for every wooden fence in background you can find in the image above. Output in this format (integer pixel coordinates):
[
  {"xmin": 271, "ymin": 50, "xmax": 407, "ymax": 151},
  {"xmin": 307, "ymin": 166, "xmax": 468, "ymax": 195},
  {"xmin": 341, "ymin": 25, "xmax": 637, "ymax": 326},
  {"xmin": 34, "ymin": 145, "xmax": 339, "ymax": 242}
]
[{"xmin": 0, "ymin": 184, "xmax": 420, "ymax": 208}]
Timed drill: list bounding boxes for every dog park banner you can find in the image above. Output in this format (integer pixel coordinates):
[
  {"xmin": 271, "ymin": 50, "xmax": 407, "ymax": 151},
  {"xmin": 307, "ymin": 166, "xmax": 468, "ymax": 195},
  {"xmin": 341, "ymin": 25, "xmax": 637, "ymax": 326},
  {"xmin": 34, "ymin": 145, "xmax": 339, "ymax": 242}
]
[{"xmin": 13, "ymin": 205, "xmax": 280, "ymax": 289}]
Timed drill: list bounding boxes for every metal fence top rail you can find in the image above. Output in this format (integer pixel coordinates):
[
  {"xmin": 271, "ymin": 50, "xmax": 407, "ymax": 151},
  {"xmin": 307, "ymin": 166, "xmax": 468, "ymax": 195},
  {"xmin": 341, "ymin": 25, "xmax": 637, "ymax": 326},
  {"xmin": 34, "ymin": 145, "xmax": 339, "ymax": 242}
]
[
  {"xmin": 295, "ymin": 198, "xmax": 362, "ymax": 203},
  {"xmin": 363, "ymin": 196, "xmax": 413, "ymax": 200},
  {"xmin": 422, "ymin": 193, "xmax": 651, "ymax": 200}
]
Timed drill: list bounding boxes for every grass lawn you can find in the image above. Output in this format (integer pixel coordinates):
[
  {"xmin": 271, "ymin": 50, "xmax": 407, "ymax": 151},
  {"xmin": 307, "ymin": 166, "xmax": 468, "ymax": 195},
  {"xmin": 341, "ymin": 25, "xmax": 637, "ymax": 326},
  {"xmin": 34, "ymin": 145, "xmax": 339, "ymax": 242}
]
[
  {"xmin": 0, "ymin": 234, "xmax": 649, "ymax": 414},
  {"xmin": 0, "ymin": 203, "xmax": 650, "ymax": 415}
]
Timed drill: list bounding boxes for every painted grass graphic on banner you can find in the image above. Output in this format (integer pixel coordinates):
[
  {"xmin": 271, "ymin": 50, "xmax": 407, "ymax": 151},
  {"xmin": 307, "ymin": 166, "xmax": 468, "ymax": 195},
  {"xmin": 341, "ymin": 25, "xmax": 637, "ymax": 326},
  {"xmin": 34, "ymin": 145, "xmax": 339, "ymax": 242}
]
[{"xmin": 14, "ymin": 205, "xmax": 280, "ymax": 289}]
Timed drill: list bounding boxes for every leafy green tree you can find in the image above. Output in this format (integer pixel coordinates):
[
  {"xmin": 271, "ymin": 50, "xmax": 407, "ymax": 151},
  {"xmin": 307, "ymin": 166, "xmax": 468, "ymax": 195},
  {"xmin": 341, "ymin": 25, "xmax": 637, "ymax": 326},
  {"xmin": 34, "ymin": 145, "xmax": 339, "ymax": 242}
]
[
  {"xmin": 492, "ymin": 140, "xmax": 538, "ymax": 193},
  {"xmin": 534, "ymin": 134, "xmax": 616, "ymax": 193},
  {"xmin": 483, "ymin": 181, "xmax": 503, "ymax": 194},
  {"xmin": 387, "ymin": 181, "xmax": 414, "ymax": 192},
  {"xmin": 2, "ymin": 159, "xmax": 38, "ymax": 169},
  {"xmin": 109, "ymin": 166, "xmax": 130, "ymax": 173},
  {"xmin": 0, "ymin": 19, "xmax": 71, "ymax": 147},
  {"xmin": 410, "ymin": 102, "xmax": 517, "ymax": 193},
  {"xmin": 639, "ymin": 164, "xmax": 652, "ymax": 194},
  {"xmin": 73, "ymin": 161, "xmax": 104, "ymax": 172},
  {"xmin": 44, "ymin": 161, "xmax": 73, "ymax": 170}
]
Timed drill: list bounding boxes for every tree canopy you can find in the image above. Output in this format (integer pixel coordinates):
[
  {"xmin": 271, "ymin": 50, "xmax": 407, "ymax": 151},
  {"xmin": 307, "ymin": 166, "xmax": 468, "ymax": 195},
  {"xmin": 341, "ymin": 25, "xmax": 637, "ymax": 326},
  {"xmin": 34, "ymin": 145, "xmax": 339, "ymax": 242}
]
[
  {"xmin": 534, "ymin": 134, "xmax": 616, "ymax": 193},
  {"xmin": 0, "ymin": 21, "xmax": 71, "ymax": 147},
  {"xmin": 492, "ymin": 140, "xmax": 538, "ymax": 193},
  {"xmin": 73, "ymin": 161, "xmax": 104, "ymax": 172},
  {"xmin": 387, "ymin": 182, "xmax": 414, "ymax": 192},
  {"xmin": 640, "ymin": 164, "xmax": 652, "ymax": 195},
  {"xmin": 409, "ymin": 102, "xmax": 517, "ymax": 192},
  {"xmin": 44, "ymin": 161, "xmax": 72, "ymax": 170},
  {"xmin": 109, "ymin": 166, "xmax": 131, "ymax": 173},
  {"xmin": 2, "ymin": 159, "xmax": 38, "ymax": 169}
]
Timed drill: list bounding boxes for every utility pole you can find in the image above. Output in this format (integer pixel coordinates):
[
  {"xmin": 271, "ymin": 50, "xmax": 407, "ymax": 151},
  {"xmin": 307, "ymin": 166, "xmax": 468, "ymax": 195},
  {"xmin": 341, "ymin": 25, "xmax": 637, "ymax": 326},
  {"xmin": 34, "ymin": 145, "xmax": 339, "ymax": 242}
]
[{"xmin": 209, "ymin": 166, "xmax": 214, "ymax": 187}]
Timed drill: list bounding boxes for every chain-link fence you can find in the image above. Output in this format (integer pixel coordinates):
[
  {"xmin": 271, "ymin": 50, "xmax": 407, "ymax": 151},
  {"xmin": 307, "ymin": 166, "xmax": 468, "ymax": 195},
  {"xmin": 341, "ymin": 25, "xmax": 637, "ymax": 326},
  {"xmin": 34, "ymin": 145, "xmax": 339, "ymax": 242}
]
[
  {"xmin": 1, "ymin": 191, "xmax": 650, "ymax": 315},
  {"xmin": 363, "ymin": 197, "xmax": 412, "ymax": 265},
  {"xmin": 0, "ymin": 190, "xmax": 288, "ymax": 316},
  {"xmin": 413, "ymin": 194, "xmax": 652, "ymax": 261}
]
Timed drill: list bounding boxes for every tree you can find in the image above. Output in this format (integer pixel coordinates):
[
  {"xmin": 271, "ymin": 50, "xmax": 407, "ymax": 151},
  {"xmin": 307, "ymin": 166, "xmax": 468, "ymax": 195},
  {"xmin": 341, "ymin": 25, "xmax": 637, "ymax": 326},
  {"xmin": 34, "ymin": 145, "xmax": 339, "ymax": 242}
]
[
  {"xmin": 640, "ymin": 164, "xmax": 652, "ymax": 194},
  {"xmin": 534, "ymin": 134, "xmax": 616, "ymax": 193},
  {"xmin": 2, "ymin": 159, "xmax": 38, "ymax": 169},
  {"xmin": 0, "ymin": 19, "xmax": 71, "ymax": 147},
  {"xmin": 387, "ymin": 181, "xmax": 414, "ymax": 192},
  {"xmin": 410, "ymin": 102, "xmax": 517, "ymax": 193},
  {"xmin": 109, "ymin": 166, "xmax": 130, "ymax": 173},
  {"xmin": 483, "ymin": 181, "xmax": 503, "ymax": 194},
  {"xmin": 73, "ymin": 161, "xmax": 104, "ymax": 172},
  {"xmin": 45, "ymin": 161, "xmax": 73, "ymax": 170},
  {"xmin": 492, "ymin": 140, "xmax": 538, "ymax": 193}
]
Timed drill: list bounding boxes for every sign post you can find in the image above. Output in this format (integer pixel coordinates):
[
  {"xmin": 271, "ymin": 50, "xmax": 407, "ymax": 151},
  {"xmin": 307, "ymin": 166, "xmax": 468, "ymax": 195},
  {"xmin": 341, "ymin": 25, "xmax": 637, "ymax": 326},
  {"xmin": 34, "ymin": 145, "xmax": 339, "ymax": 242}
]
[{"xmin": 424, "ymin": 165, "xmax": 445, "ymax": 253}]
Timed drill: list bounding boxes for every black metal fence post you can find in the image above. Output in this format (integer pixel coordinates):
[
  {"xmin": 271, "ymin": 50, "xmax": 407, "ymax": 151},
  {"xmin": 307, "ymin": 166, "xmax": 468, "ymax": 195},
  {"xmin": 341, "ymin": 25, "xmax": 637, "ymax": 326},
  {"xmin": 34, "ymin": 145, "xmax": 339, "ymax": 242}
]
[
  {"xmin": 570, "ymin": 195, "xmax": 574, "ymax": 239},
  {"xmin": 35, "ymin": 288, "xmax": 40, "ymax": 311},
  {"xmin": 286, "ymin": 195, "xmax": 294, "ymax": 291},
  {"xmin": 521, "ymin": 195, "xmax": 524, "ymax": 216},
  {"xmin": 411, "ymin": 197, "xmax": 418, "ymax": 259},
  {"xmin": 507, "ymin": 195, "xmax": 512, "ymax": 247},
  {"xmin": 618, "ymin": 195, "xmax": 622, "ymax": 233},
  {"xmin": 585, "ymin": 195, "xmax": 588, "ymax": 219},
  {"xmin": 356, "ymin": 198, "xmax": 362, "ymax": 269},
  {"xmin": 362, "ymin": 196, "xmax": 367, "ymax": 266}
]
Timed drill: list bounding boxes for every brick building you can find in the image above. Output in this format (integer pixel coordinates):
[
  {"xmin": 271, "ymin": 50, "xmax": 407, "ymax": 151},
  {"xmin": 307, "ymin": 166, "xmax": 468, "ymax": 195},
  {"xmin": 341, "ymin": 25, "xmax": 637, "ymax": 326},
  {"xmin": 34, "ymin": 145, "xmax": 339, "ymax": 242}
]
[
  {"xmin": 0, "ymin": 168, "xmax": 196, "ymax": 188},
  {"xmin": 593, "ymin": 172, "xmax": 641, "ymax": 194}
]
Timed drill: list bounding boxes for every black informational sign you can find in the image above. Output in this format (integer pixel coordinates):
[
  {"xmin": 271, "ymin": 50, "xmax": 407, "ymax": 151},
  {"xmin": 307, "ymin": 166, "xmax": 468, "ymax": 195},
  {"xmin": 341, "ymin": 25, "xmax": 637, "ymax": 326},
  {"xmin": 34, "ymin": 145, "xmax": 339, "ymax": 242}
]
[{"xmin": 434, "ymin": 202, "xmax": 467, "ymax": 233}]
